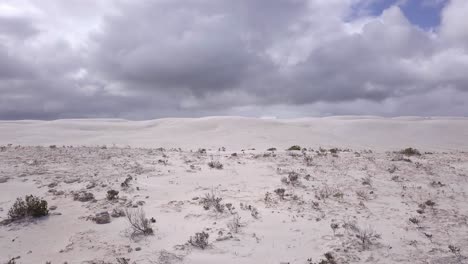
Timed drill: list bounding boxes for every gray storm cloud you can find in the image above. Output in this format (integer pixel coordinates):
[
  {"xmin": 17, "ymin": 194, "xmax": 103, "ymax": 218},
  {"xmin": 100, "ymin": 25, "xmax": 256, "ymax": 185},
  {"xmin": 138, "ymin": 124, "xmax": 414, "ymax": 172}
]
[{"xmin": 0, "ymin": 0, "xmax": 467, "ymax": 119}]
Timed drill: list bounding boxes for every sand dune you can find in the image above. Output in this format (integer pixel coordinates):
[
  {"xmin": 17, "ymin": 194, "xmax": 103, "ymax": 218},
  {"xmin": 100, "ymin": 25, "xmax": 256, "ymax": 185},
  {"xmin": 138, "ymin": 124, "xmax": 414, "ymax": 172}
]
[
  {"xmin": 1, "ymin": 116, "xmax": 467, "ymax": 151},
  {"xmin": 1, "ymin": 117, "xmax": 468, "ymax": 264}
]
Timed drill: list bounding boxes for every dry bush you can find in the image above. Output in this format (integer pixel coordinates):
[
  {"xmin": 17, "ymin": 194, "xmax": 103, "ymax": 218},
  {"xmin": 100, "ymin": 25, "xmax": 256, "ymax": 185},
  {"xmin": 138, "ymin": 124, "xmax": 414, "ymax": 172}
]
[
  {"xmin": 199, "ymin": 192, "xmax": 225, "ymax": 213},
  {"xmin": 316, "ymin": 186, "xmax": 343, "ymax": 200},
  {"xmin": 124, "ymin": 208, "xmax": 154, "ymax": 236},
  {"xmin": 227, "ymin": 214, "xmax": 242, "ymax": 233},
  {"xmin": 107, "ymin": 190, "xmax": 119, "ymax": 200},
  {"xmin": 347, "ymin": 224, "xmax": 381, "ymax": 250},
  {"xmin": 287, "ymin": 145, "xmax": 301, "ymax": 151},
  {"xmin": 399, "ymin": 147, "xmax": 421, "ymax": 156},
  {"xmin": 188, "ymin": 232, "xmax": 209, "ymax": 249},
  {"xmin": 8, "ymin": 195, "xmax": 48, "ymax": 220},
  {"xmin": 207, "ymin": 160, "xmax": 223, "ymax": 169},
  {"xmin": 281, "ymin": 171, "xmax": 301, "ymax": 186}
]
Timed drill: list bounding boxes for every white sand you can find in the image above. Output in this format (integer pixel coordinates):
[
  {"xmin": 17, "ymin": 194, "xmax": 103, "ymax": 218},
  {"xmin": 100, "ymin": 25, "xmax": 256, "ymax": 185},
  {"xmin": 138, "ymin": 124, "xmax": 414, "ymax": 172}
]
[
  {"xmin": 1, "ymin": 116, "xmax": 467, "ymax": 151},
  {"xmin": 0, "ymin": 117, "xmax": 467, "ymax": 264}
]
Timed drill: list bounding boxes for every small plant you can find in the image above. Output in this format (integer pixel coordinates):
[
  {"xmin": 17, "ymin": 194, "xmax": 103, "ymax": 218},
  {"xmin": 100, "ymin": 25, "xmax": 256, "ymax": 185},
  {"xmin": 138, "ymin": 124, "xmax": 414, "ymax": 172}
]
[
  {"xmin": 425, "ymin": 200, "xmax": 436, "ymax": 207},
  {"xmin": 227, "ymin": 214, "xmax": 242, "ymax": 233},
  {"xmin": 107, "ymin": 190, "xmax": 119, "ymax": 200},
  {"xmin": 199, "ymin": 192, "xmax": 225, "ymax": 213},
  {"xmin": 448, "ymin": 244, "xmax": 462, "ymax": 260},
  {"xmin": 207, "ymin": 160, "xmax": 223, "ymax": 169},
  {"xmin": 8, "ymin": 195, "xmax": 49, "ymax": 220},
  {"xmin": 307, "ymin": 252, "xmax": 336, "ymax": 264},
  {"xmin": 124, "ymin": 208, "xmax": 154, "ymax": 236},
  {"xmin": 267, "ymin": 147, "xmax": 277, "ymax": 151},
  {"xmin": 329, "ymin": 148, "xmax": 339, "ymax": 154},
  {"xmin": 409, "ymin": 217, "xmax": 420, "ymax": 226},
  {"xmin": 240, "ymin": 203, "xmax": 260, "ymax": 219},
  {"xmin": 356, "ymin": 190, "xmax": 369, "ymax": 201},
  {"xmin": 281, "ymin": 171, "xmax": 300, "ymax": 186},
  {"xmin": 121, "ymin": 175, "xmax": 133, "ymax": 188},
  {"xmin": 330, "ymin": 223, "xmax": 339, "ymax": 235},
  {"xmin": 399, "ymin": 148, "xmax": 421, "ymax": 156},
  {"xmin": 6, "ymin": 257, "xmax": 20, "ymax": 264},
  {"xmin": 287, "ymin": 145, "xmax": 301, "ymax": 151},
  {"xmin": 197, "ymin": 148, "xmax": 206, "ymax": 154},
  {"xmin": 274, "ymin": 188, "xmax": 286, "ymax": 200},
  {"xmin": 189, "ymin": 232, "xmax": 209, "ymax": 249},
  {"xmin": 361, "ymin": 176, "xmax": 372, "ymax": 186},
  {"xmin": 353, "ymin": 225, "xmax": 381, "ymax": 250},
  {"xmin": 225, "ymin": 203, "xmax": 236, "ymax": 214},
  {"xmin": 116, "ymin": 258, "xmax": 131, "ymax": 264}
]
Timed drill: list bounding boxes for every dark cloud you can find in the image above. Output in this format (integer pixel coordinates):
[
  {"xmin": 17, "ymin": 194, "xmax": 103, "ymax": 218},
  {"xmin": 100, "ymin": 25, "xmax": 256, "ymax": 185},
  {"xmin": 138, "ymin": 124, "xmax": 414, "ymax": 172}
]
[
  {"xmin": 0, "ymin": 16, "xmax": 39, "ymax": 40},
  {"xmin": 0, "ymin": 0, "xmax": 467, "ymax": 119}
]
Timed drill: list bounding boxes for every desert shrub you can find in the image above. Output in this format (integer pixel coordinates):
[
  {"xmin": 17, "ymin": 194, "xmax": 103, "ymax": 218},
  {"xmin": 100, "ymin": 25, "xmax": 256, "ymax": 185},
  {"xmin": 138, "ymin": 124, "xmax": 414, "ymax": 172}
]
[
  {"xmin": 189, "ymin": 232, "xmax": 209, "ymax": 249},
  {"xmin": 207, "ymin": 160, "xmax": 223, "ymax": 169},
  {"xmin": 274, "ymin": 188, "xmax": 286, "ymax": 199},
  {"xmin": 199, "ymin": 192, "xmax": 225, "ymax": 213},
  {"xmin": 107, "ymin": 190, "xmax": 119, "ymax": 200},
  {"xmin": 197, "ymin": 148, "xmax": 206, "ymax": 154},
  {"xmin": 124, "ymin": 208, "xmax": 153, "ymax": 236},
  {"xmin": 330, "ymin": 223, "xmax": 339, "ymax": 235},
  {"xmin": 267, "ymin": 147, "xmax": 277, "ymax": 151},
  {"xmin": 281, "ymin": 171, "xmax": 300, "ymax": 186},
  {"xmin": 240, "ymin": 203, "xmax": 260, "ymax": 219},
  {"xmin": 6, "ymin": 257, "xmax": 20, "ymax": 264},
  {"xmin": 8, "ymin": 195, "xmax": 48, "ymax": 220},
  {"xmin": 409, "ymin": 217, "xmax": 420, "ymax": 226},
  {"xmin": 227, "ymin": 214, "xmax": 242, "ymax": 233},
  {"xmin": 116, "ymin": 258, "xmax": 131, "ymax": 264},
  {"xmin": 225, "ymin": 203, "xmax": 236, "ymax": 214},
  {"xmin": 307, "ymin": 252, "xmax": 337, "ymax": 264},
  {"xmin": 329, "ymin": 148, "xmax": 339, "ymax": 154},
  {"xmin": 121, "ymin": 176, "xmax": 133, "ymax": 188},
  {"xmin": 351, "ymin": 225, "xmax": 381, "ymax": 250},
  {"xmin": 448, "ymin": 245, "xmax": 462, "ymax": 258},
  {"xmin": 287, "ymin": 145, "xmax": 301, "ymax": 151},
  {"xmin": 399, "ymin": 147, "xmax": 421, "ymax": 156},
  {"xmin": 356, "ymin": 190, "xmax": 369, "ymax": 201},
  {"xmin": 316, "ymin": 186, "xmax": 343, "ymax": 200}
]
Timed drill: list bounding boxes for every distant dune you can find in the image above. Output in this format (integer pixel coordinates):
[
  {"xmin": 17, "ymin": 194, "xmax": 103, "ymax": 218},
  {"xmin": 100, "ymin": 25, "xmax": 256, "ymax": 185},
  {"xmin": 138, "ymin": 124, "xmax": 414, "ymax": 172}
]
[{"xmin": 1, "ymin": 116, "xmax": 467, "ymax": 151}]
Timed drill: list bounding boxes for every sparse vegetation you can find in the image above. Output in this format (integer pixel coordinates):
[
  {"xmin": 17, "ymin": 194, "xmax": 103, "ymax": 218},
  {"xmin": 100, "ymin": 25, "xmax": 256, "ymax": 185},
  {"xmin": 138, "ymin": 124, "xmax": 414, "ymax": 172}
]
[
  {"xmin": 349, "ymin": 224, "xmax": 382, "ymax": 250},
  {"xmin": 8, "ymin": 195, "xmax": 48, "ymax": 220},
  {"xmin": 199, "ymin": 192, "xmax": 225, "ymax": 213},
  {"xmin": 124, "ymin": 208, "xmax": 154, "ymax": 236},
  {"xmin": 208, "ymin": 160, "xmax": 223, "ymax": 169},
  {"xmin": 227, "ymin": 214, "xmax": 242, "ymax": 233},
  {"xmin": 281, "ymin": 171, "xmax": 300, "ymax": 186},
  {"xmin": 188, "ymin": 231, "xmax": 210, "ymax": 249}
]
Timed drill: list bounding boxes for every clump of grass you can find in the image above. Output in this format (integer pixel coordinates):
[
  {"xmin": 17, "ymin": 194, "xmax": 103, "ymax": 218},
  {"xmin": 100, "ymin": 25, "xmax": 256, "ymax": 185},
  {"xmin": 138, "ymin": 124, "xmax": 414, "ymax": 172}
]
[
  {"xmin": 8, "ymin": 195, "xmax": 49, "ymax": 220},
  {"xmin": 199, "ymin": 192, "xmax": 225, "ymax": 213}
]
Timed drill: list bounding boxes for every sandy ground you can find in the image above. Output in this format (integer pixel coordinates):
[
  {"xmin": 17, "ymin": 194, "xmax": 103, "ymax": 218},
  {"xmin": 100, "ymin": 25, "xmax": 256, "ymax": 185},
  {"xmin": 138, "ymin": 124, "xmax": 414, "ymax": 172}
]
[{"xmin": 1, "ymin": 117, "xmax": 468, "ymax": 264}]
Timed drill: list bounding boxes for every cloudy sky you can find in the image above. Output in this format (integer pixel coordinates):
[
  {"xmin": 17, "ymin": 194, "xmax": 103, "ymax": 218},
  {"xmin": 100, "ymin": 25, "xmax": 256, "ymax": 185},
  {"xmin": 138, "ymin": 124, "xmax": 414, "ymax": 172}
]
[{"xmin": 0, "ymin": 0, "xmax": 467, "ymax": 119}]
